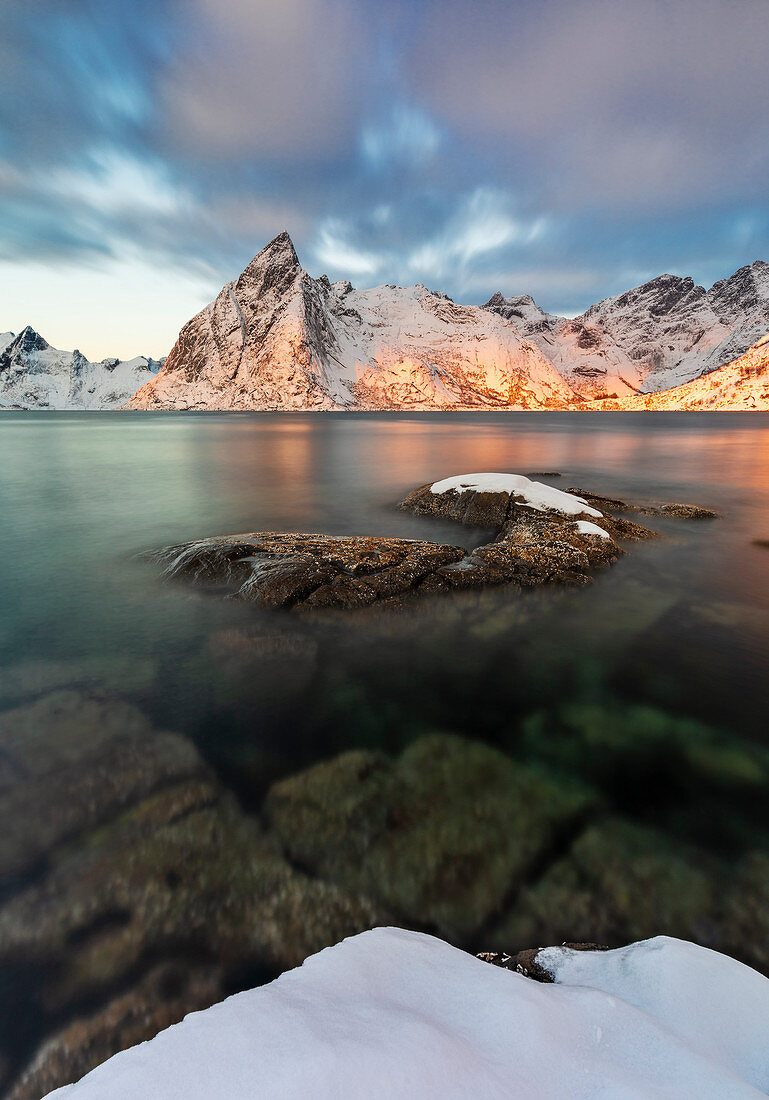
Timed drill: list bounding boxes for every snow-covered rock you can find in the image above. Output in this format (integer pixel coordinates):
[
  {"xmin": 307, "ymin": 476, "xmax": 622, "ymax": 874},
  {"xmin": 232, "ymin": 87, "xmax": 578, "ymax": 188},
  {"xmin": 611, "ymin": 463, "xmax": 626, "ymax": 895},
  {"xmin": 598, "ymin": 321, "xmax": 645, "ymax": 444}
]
[
  {"xmin": 126, "ymin": 232, "xmax": 577, "ymax": 411},
  {"xmin": 0, "ymin": 327, "xmax": 162, "ymax": 410},
  {"xmin": 486, "ymin": 261, "xmax": 769, "ymax": 399},
  {"xmin": 46, "ymin": 928, "xmax": 769, "ymax": 1098},
  {"xmin": 587, "ymin": 331, "xmax": 769, "ymax": 410},
  {"xmin": 429, "ymin": 472, "xmax": 603, "ymax": 517}
]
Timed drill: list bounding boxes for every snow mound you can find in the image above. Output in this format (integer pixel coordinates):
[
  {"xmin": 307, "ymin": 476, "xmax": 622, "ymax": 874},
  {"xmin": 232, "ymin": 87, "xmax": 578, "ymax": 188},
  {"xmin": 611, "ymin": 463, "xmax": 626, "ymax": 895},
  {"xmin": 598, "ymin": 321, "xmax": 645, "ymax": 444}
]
[
  {"xmin": 46, "ymin": 928, "xmax": 769, "ymax": 1099},
  {"xmin": 429, "ymin": 473, "xmax": 603, "ymax": 518}
]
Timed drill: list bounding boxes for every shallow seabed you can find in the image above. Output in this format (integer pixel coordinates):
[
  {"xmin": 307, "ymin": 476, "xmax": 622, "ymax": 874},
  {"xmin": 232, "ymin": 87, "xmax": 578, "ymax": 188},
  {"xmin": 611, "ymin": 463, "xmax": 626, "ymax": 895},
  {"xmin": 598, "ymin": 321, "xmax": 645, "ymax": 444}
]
[{"xmin": 2, "ymin": 410, "xmax": 769, "ymax": 1093}]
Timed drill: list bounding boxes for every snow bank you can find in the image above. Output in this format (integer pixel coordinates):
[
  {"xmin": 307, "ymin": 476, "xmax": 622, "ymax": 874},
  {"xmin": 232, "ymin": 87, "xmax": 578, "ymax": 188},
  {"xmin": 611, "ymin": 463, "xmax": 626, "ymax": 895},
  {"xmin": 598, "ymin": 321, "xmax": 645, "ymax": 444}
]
[
  {"xmin": 429, "ymin": 473, "xmax": 603, "ymax": 518},
  {"xmin": 47, "ymin": 928, "xmax": 769, "ymax": 1099}
]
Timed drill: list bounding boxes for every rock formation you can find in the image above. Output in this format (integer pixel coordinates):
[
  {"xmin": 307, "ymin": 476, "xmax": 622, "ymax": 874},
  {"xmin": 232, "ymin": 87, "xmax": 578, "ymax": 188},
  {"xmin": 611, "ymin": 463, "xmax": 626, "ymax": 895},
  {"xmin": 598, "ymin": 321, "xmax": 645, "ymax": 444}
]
[{"xmin": 146, "ymin": 473, "xmax": 721, "ymax": 610}]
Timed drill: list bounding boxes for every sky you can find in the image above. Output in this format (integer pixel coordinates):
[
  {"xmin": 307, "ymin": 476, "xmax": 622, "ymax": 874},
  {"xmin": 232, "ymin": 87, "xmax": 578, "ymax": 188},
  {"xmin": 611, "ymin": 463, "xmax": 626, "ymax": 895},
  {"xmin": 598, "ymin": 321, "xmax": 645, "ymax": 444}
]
[{"xmin": 1, "ymin": 0, "xmax": 768, "ymax": 360}]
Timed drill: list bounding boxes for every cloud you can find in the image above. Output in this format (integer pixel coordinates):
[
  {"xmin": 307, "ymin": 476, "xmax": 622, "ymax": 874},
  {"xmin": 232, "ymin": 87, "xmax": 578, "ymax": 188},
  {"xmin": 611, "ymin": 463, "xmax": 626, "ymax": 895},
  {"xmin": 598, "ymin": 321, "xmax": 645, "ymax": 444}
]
[
  {"xmin": 408, "ymin": 0, "xmax": 769, "ymax": 208},
  {"xmin": 0, "ymin": 0, "xmax": 768, "ymax": 335},
  {"xmin": 160, "ymin": 0, "xmax": 367, "ymax": 162},
  {"xmin": 360, "ymin": 105, "xmax": 442, "ymax": 170}
]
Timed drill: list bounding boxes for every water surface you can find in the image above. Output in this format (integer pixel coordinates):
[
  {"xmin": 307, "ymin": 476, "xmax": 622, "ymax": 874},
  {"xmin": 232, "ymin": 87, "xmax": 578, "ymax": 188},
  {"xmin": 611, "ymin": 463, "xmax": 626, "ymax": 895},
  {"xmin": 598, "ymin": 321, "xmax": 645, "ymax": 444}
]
[{"xmin": 2, "ymin": 410, "xmax": 769, "ymax": 1088}]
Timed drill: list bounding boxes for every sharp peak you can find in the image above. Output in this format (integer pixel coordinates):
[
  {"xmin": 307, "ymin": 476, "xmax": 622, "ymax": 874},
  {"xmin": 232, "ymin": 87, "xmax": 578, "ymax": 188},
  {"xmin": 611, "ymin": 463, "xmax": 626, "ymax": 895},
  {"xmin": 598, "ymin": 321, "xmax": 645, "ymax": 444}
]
[
  {"xmin": 256, "ymin": 230, "xmax": 299, "ymax": 264},
  {"xmin": 12, "ymin": 325, "xmax": 49, "ymax": 351}
]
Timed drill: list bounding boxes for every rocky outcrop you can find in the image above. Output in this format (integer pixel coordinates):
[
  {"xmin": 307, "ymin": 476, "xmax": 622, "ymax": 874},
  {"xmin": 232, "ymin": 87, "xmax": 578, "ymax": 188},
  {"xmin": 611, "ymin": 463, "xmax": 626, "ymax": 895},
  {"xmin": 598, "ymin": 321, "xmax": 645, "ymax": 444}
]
[
  {"xmin": 0, "ymin": 326, "xmax": 161, "ymax": 410},
  {"xmin": 486, "ymin": 262, "xmax": 769, "ymax": 399},
  {"xmin": 148, "ymin": 474, "xmax": 663, "ymax": 608}
]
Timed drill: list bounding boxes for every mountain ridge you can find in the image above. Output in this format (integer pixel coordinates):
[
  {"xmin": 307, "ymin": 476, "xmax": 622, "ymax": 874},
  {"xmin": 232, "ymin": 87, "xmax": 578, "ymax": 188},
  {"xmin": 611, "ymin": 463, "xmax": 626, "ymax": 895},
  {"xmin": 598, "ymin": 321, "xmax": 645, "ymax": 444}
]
[
  {"xmin": 128, "ymin": 233, "xmax": 769, "ymax": 411},
  {"xmin": 0, "ymin": 326, "xmax": 163, "ymax": 410}
]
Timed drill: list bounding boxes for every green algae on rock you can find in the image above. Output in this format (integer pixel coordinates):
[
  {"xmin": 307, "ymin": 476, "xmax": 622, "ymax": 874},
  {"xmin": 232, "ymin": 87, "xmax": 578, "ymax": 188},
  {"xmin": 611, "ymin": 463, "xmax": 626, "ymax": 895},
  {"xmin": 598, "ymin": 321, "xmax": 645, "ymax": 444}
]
[{"xmin": 264, "ymin": 733, "xmax": 596, "ymax": 941}]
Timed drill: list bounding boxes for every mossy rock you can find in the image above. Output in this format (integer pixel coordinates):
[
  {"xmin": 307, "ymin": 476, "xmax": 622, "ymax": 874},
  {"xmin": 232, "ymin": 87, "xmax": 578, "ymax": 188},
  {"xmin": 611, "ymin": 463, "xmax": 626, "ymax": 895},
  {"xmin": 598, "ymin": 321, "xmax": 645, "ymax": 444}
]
[
  {"xmin": 490, "ymin": 818, "xmax": 719, "ymax": 951},
  {"xmin": 265, "ymin": 732, "xmax": 597, "ymax": 941},
  {"xmin": 0, "ymin": 788, "xmax": 384, "ymax": 1015}
]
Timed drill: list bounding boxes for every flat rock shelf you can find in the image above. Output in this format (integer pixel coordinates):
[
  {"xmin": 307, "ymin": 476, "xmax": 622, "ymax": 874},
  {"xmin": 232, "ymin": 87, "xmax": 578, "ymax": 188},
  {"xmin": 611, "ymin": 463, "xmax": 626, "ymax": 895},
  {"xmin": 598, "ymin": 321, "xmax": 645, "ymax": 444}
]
[{"xmin": 147, "ymin": 473, "xmax": 717, "ymax": 610}]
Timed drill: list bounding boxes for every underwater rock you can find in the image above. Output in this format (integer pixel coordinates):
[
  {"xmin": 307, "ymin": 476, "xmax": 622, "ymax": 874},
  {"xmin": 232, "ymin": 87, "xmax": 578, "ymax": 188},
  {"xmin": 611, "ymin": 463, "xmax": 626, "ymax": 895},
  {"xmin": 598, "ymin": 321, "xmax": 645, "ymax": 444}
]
[
  {"xmin": 264, "ymin": 732, "xmax": 596, "ymax": 940},
  {"xmin": 0, "ymin": 691, "xmax": 206, "ymax": 881},
  {"xmin": 0, "ymin": 787, "xmax": 384, "ymax": 1018},
  {"xmin": 489, "ymin": 818, "xmax": 718, "ymax": 952},
  {"xmin": 8, "ymin": 963, "xmax": 224, "ymax": 1100}
]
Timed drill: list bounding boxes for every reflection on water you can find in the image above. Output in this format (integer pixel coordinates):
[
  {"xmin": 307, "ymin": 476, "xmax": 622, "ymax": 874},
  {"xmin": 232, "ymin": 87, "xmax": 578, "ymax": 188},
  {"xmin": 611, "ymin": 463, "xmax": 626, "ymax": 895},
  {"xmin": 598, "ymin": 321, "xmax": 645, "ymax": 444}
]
[{"xmin": 1, "ymin": 410, "xmax": 769, "ymax": 1096}]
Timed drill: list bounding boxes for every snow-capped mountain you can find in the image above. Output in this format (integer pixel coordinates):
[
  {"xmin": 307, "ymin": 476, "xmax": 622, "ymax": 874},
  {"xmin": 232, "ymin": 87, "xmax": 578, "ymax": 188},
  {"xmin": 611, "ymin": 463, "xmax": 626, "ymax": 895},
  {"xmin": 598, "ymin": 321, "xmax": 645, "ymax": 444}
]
[
  {"xmin": 486, "ymin": 262, "xmax": 769, "ymax": 400},
  {"xmin": 587, "ymin": 332, "xmax": 769, "ymax": 410},
  {"xmin": 128, "ymin": 233, "xmax": 769, "ymax": 411},
  {"xmin": 0, "ymin": 327, "xmax": 163, "ymax": 410},
  {"xmin": 127, "ymin": 232, "xmax": 575, "ymax": 411}
]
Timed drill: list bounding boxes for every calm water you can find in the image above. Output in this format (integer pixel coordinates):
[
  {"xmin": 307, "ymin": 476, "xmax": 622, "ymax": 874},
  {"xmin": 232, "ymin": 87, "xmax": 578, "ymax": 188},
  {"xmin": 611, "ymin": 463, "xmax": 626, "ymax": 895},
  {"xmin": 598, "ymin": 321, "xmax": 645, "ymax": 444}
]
[{"xmin": 2, "ymin": 410, "xmax": 769, "ymax": 1087}]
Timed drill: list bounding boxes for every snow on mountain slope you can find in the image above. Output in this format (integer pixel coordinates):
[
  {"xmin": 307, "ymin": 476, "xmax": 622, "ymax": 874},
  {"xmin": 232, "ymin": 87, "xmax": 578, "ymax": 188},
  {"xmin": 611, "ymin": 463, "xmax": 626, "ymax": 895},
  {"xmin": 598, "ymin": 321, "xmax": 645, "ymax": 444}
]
[
  {"xmin": 588, "ymin": 332, "xmax": 769, "ymax": 410},
  {"xmin": 127, "ymin": 233, "xmax": 575, "ymax": 411},
  {"xmin": 47, "ymin": 928, "xmax": 769, "ymax": 1099},
  {"xmin": 0, "ymin": 327, "xmax": 162, "ymax": 410},
  {"xmin": 486, "ymin": 261, "xmax": 769, "ymax": 400}
]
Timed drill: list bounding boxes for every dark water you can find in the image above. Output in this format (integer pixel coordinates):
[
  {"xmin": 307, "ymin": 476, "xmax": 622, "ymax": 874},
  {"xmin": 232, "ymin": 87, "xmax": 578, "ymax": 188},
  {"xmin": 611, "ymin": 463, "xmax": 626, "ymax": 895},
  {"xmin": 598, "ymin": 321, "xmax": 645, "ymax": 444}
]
[{"xmin": 2, "ymin": 410, "xmax": 769, "ymax": 1090}]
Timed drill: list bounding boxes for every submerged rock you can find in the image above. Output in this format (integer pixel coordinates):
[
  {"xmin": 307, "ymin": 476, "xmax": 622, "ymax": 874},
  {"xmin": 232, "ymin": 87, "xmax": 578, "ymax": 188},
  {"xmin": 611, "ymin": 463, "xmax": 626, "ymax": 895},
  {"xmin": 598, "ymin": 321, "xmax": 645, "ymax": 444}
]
[
  {"xmin": 264, "ymin": 733, "xmax": 596, "ymax": 940},
  {"xmin": 0, "ymin": 692, "xmax": 385, "ymax": 1096},
  {"xmin": 0, "ymin": 691, "xmax": 205, "ymax": 881},
  {"xmin": 8, "ymin": 963, "xmax": 223, "ymax": 1100},
  {"xmin": 490, "ymin": 818, "xmax": 718, "ymax": 951}
]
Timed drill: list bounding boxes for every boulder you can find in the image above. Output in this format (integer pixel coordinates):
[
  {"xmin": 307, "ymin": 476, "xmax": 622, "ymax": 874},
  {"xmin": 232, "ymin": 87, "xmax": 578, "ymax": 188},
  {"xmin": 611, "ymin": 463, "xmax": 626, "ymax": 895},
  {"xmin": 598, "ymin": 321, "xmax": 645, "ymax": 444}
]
[
  {"xmin": 0, "ymin": 691, "xmax": 207, "ymax": 882},
  {"xmin": 264, "ymin": 733, "xmax": 596, "ymax": 940},
  {"xmin": 489, "ymin": 819, "xmax": 718, "ymax": 951}
]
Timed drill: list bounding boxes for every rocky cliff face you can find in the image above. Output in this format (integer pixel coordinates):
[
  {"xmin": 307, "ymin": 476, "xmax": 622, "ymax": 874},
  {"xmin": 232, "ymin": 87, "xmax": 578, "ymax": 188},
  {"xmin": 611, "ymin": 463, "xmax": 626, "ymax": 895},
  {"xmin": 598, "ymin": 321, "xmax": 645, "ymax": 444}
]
[
  {"xmin": 127, "ymin": 232, "xmax": 576, "ymax": 411},
  {"xmin": 0, "ymin": 327, "xmax": 162, "ymax": 410},
  {"xmin": 486, "ymin": 261, "xmax": 769, "ymax": 400}
]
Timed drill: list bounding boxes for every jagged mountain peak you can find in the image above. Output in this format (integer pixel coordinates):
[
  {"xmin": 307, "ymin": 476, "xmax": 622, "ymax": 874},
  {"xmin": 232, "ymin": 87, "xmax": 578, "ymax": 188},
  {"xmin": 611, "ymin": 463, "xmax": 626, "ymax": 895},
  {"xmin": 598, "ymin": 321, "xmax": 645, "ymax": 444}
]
[
  {"xmin": 240, "ymin": 230, "xmax": 299, "ymax": 276},
  {"xmin": 10, "ymin": 326, "xmax": 50, "ymax": 355}
]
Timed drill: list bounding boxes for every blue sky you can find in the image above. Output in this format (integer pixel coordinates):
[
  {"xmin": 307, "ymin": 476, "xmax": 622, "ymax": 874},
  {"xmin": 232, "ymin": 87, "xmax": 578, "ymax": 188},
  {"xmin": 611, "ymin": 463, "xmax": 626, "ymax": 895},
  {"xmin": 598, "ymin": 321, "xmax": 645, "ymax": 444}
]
[{"xmin": 2, "ymin": 0, "xmax": 768, "ymax": 359}]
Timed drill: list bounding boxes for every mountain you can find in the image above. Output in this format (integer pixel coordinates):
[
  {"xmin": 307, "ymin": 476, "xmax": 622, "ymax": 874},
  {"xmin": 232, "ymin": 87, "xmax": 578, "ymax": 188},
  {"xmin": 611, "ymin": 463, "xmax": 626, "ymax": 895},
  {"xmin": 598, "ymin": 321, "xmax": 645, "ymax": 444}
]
[
  {"xmin": 585, "ymin": 333, "xmax": 769, "ymax": 410},
  {"xmin": 127, "ymin": 232, "xmax": 576, "ymax": 411},
  {"xmin": 128, "ymin": 234, "xmax": 769, "ymax": 411},
  {"xmin": 0, "ymin": 328, "xmax": 163, "ymax": 410},
  {"xmin": 486, "ymin": 262, "xmax": 769, "ymax": 400}
]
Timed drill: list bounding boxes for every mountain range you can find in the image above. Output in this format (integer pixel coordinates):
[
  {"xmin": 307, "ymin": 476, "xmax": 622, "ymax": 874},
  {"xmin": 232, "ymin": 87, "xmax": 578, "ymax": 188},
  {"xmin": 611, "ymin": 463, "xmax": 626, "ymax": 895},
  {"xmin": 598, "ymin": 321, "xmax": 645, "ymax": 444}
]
[
  {"xmin": 0, "ymin": 327, "xmax": 162, "ymax": 410},
  {"xmin": 4, "ymin": 232, "xmax": 769, "ymax": 410}
]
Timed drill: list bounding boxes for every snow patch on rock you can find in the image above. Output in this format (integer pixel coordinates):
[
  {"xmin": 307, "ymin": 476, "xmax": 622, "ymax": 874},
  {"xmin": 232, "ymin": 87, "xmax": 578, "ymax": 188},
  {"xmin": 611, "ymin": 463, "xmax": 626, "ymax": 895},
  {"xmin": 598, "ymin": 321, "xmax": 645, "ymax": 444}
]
[
  {"xmin": 429, "ymin": 473, "xmax": 603, "ymax": 518},
  {"xmin": 574, "ymin": 520, "xmax": 611, "ymax": 538}
]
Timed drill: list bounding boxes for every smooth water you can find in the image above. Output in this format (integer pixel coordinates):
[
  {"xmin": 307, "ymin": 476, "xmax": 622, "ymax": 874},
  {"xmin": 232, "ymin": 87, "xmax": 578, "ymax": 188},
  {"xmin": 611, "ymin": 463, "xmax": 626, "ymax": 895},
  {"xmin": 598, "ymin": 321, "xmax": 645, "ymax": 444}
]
[{"xmin": 2, "ymin": 410, "xmax": 769, "ymax": 1086}]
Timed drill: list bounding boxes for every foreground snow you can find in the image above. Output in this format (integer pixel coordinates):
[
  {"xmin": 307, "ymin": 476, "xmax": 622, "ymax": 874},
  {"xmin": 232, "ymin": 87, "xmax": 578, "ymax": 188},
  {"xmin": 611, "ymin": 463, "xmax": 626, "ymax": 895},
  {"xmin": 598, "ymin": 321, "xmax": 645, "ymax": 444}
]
[{"xmin": 47, "ymin": 928, "xmax": 769, "ymax": 1098}]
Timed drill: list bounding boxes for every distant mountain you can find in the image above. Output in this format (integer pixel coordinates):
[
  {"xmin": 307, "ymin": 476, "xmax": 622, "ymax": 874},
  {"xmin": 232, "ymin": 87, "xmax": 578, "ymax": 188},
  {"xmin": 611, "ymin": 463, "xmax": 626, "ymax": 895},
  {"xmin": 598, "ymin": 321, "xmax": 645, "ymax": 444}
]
[
  {"xmin": 486, "ymin": 262, "xmax": 769, "ymax": 400},
  {"xmin": 0, "ymin": 327, "xmax": 163, "ymax": 410},
  {"xmin": 586, "ymin": 333, "xmax": 769, "ymax": 411},
  {"xmin": 127, "ymin": 232, "xmax": 576, "ymax": 411}
]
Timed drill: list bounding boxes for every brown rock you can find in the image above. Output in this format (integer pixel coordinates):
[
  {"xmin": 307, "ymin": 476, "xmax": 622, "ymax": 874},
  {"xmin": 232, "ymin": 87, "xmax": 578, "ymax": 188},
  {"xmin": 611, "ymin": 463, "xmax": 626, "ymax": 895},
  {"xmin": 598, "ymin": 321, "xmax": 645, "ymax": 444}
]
[{"xmin": 0, "ymin": 691, "xmax": 207, "ymax": 881}]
